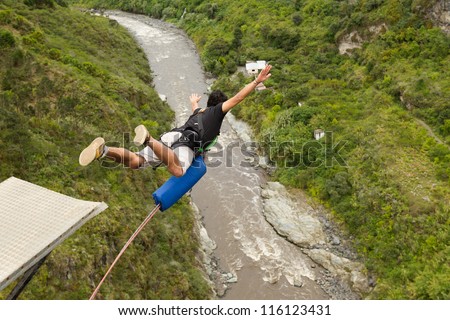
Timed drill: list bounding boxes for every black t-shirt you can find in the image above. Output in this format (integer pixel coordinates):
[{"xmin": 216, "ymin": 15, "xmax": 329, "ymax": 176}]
[
  {"xmin": 198, "ymin": 103, "xmax": 226, "ymax": 146},
  {"xmin": 174, "ymin": 103, "xmax": 226, "ymax": 149}
]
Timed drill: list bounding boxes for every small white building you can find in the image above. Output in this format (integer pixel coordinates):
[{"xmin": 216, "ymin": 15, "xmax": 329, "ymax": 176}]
[
  {"xmin": 314, "ymin": 129, "xmax": 325, "ymax": 140},
  {"xmin": 245, "ymin": 60, "xmax": 267, "ymax": 75}
]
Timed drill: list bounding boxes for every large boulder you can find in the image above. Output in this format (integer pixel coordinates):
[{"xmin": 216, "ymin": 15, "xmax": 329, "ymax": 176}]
[
  {"xmin": 261, "ymin": 182, "xmax": 326, "ymax": 247},
  {"xmin": 306, "ymin": 248, "xmax": 371, "ymax": 295}
]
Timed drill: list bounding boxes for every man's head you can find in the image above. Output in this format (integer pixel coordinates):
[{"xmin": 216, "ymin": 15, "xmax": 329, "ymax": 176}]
[{"xmin": 207, "ymin": 90, "xmax": 228, "ymax": 108}]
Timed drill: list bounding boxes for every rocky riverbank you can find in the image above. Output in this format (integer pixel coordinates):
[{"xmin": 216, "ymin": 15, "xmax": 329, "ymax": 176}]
[
  {"xmin": 226, "ymin": 113, "xmax": 372, "ymax": 299},
  {"xmin": 261, "ymin": 182, "xmax": 372, "ymax": 297}
]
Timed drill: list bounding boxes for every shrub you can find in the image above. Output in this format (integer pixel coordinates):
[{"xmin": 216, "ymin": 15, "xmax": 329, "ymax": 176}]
[
  {"xmin": 22, "ymin": 29, "xmax": 45, "ymax": 47},
  {"xmin": 47, "ymin": 47, "xmax": 62, "ymax": 60},
  {"xmin": 11, "ymin": 48, "xmax": 25, "ymax": 67},
  {"xmin": 0, "ymin": 10, "xmax": 13, "ymax": 25},
  {"xmin": 162, "ymin": 7, "xmax": 177, "ymax": 19},
  {"xmin": 0, "ymin": 28, "xmax": 15, "ymax": 48},
  {"xmin": 55, "ymin": 0, "xmax": 68, "ymax": 7},
  {"xmin": 24, "ymin": 0, "xmax": 55, "ymax": 9}
]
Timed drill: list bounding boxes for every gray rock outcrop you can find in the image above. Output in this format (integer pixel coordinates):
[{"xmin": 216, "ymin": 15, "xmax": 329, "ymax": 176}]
[
  {"xmin": 261, "ymin": 181, "xmax": 371, "ymax": 295},
  {"xmin": 262, "ymin": 182, "xmax": 326, "ymax": 247}
]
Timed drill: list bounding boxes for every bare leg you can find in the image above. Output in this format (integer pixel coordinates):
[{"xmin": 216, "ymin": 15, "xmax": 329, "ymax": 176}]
[
  {"xmin": 106, "ymin": 127, "xmax": 183, "ymax": 176},
  {"xmin": 147, "ymin": 137, "xmax": 184, "ymax": 177},
  {"xmin": 106, "ymin": 147, "xmax": 145, "ymax": 169}
]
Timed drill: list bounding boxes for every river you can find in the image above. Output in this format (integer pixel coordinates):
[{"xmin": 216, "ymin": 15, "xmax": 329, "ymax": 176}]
[{"xmin": 107, "ymin": 11, "xmax": 358, "ymax": 300}]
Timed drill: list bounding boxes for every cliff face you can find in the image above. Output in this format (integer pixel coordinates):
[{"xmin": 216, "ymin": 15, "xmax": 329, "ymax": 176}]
[
  {"xmin": 428, "ymin": 0, "xmax": 450, "ymax": 34},
  {"xmin": 338, "ymin": 23, "xmax": 388, "ymax": 55}
]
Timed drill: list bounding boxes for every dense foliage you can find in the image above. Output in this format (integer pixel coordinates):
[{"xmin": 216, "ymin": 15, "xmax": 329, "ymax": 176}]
[
  {"xmin": 73, "ymin": 0, "xmax": 450, "ymax": 299},
  {"xmin": 0, "ymin": 0, "xmax": 212, "ymax": 299}
]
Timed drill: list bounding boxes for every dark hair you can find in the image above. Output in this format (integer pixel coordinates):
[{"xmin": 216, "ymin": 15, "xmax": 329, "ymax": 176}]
[{"xmin": 207, "ymin": 90, "xmax": 228, "ymax": 108}]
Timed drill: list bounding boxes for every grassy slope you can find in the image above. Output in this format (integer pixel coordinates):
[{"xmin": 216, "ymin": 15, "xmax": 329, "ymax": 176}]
[
  {"xmin": 0, "ymin": 0, "xmax": 212, "ymax": 299},
  {"xmin": 76, "ymin": 0, "xmax": 450, "ymax": 299}
]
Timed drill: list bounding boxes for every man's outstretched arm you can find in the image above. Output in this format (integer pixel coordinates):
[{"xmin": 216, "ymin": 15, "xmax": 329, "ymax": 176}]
[{"xmin": 222, "ymin": 64, "xmax": 272, "ymax": 113}]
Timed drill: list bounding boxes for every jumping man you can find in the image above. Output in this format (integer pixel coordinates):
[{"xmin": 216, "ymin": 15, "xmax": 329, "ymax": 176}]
[{"xmin": 79, "ymin": 64, "xmax": 272, "ymax": 175}]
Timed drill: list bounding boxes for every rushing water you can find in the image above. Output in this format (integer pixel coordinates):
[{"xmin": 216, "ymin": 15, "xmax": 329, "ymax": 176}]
[{"xmin": 108, "ymin": 12, "xmax": 332, "ymax": 299}]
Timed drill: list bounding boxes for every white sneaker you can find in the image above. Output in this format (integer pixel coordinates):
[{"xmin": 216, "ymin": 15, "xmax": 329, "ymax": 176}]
[
  {"xmin": 133, "ymin": 124, "xmax": 150, "ymax": 146},
  {"xmin": 79, "ymin": 137, "xmax": 105, "ymax": 166}
]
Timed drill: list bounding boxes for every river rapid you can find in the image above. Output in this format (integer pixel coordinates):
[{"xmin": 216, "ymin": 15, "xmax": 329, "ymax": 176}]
[{"xmin": 106, "ymin": 11, "xmax": 361, "ymax": 300}]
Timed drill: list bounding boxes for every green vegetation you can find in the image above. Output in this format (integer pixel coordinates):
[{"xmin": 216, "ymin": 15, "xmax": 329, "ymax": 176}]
[
  {"xmin": 2, "ymin": 0, "xmax": 449, "ymax": 300},
  {"xmin": 0, "ymin": 0, "xmax": 212, "ymax": 299},
  {"xmin": 73, "ymin": 0, "xmax": 450, "ymax": 299}
]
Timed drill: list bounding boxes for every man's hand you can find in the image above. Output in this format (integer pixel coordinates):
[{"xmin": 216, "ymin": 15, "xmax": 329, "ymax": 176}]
[
  {"xmin": 190, "ymin": 93, "xmax": 202, "ymax": 104},
  {"xmin": 190, "ymin": 93, "xmax": 202, "ymax": 112},
  {"xmin": 255, "ymin": 64, "xmax": 272, "ymax": 84},
  {"xmin": 222, "ymin": 64, "xmax": 274, "ymax": 113}
]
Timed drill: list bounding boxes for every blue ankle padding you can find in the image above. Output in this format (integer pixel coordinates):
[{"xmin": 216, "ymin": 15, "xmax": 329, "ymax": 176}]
[{"xmin": 152, "ymin": 156, "xmax": 207, "ymax": 211}]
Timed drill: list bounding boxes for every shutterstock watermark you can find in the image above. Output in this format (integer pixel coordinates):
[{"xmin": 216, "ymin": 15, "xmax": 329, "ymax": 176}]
[
  {"xmin": 98, "ymin": 131, "xmax": 348, "ymax": 169},
  {"xmin": 263, "ymin": 131, "xmax": 348, "ymax": 168}
]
